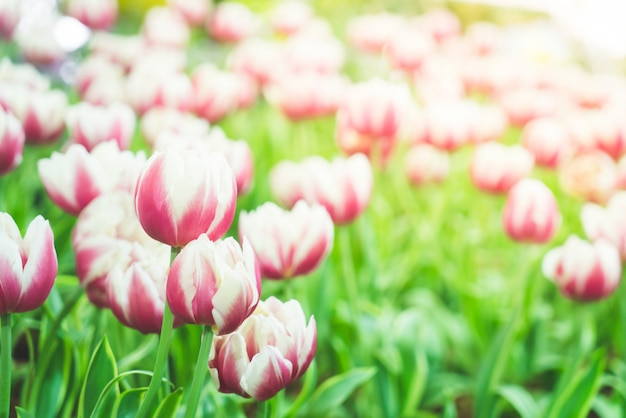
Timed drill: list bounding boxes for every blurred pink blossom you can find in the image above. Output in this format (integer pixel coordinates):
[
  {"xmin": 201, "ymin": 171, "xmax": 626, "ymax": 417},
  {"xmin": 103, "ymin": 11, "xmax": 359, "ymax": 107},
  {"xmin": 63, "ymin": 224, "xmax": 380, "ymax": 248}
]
[{"xmin": 206, "ymin": 1, "xmax": 259, "ymax": 43}]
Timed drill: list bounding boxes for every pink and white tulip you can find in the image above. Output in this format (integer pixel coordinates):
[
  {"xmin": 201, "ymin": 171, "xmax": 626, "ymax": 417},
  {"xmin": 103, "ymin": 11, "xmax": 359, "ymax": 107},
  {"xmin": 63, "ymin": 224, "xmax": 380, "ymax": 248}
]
[
  {"xmin": 192, "ymin": 64, "xmax": 242, "ymax": 123},
  {"xmin": 140, "ymin": 108, "xmax": 210, "ymax": 148},
  {"xmin": 0, "ymin": 214, "xmax": 57, "ymax": 315},
  {"xmin": 0, "ymin": 109, "xmax": 24, "ymax": 175},
  {"xmin": 0, "ymin": 58, "xmax": 49, "ymax": 91},
  {"xmin": 270, "ymin": 153, "xmax": 373, "ymax": 225},
  {"xmin": 386, "ymin": 25, "xmax": 436, "ymax": 72},
  {"xmin": 269, "ymin": 0, "xmax": 314, "ymax": 36},
  {"xmin": 404, "ymin": 144, "xmax": 450, "ymax": 186},
  {"xmin": 522, "ymin": 117, "xmax": 572, "ymax": 169},
  {"xmin": 206, "ymin": 2, "xmax": 260, "ymax": 43},
  {"xmin": 239, "ymin": 201, "xmax": 334, "ymax": 280},
  {"xmin": 66, "ymin": 102, "xmax": 136, "ymax": 151},
  {"xmin": 0, "ymin": 0, "xmax": 21, "ymax": 40},
  {"xmin": 470, "ymin": 143, "xmax": 534, "ymax": 194},
  {"xmin": 502, "ymin": 179, "xmax": 560, "ymax": 244},
  {"xmin": 134, "ymin": 146, "xmax": 237, "ymax": 247},
  {"xmin": 228, "ymin": 39, "xmax": 284, "ymax": 87},
  {"xmin": 168, "ymin": 0, "xmax": 210, "ymax": 26},
  {"xmin": 581, "ymin": 192, "xmax": 626, "ymax": 260},
  {"xmin": 346, "ymin": 13, "xmax": 404, "ymax": 54},
  {"xmin": 89, "ymin": 33, "xmax": 145, "ymax": 71},
  {"xmin": 558, "ymin": 150, "xmax": 617, "ymax": 204},
  {"xmin": 38, "ymin": 142, "xmax": 146, "ymax": 216},
  {"xmin": 126, "ymin": 67, "xmax": 194, "ymax": 115},
  {"xmin": 542, "ymin": 235, "xmax": 621, "ymax": 301},
  {"xmin": 167, "ymin": 235, "xmax": 261, "ymax": 335},
  {"xmin": 65, "ymin": 0, "xmax": 118, "ymax": 30},
  {"xmin": 142, "ymin": 7, "xmax": 190, "ymax": 49},
  {"xmin": 15, "ymin": 17, "xmax": 66, "ymax": 66},
  {"xmin": 209, "ymin": 297, "xmax": 316, "ymax": 400},
  {"xmin": 281, "ymin": 33, "xmax": 345, "ymax": 75}
]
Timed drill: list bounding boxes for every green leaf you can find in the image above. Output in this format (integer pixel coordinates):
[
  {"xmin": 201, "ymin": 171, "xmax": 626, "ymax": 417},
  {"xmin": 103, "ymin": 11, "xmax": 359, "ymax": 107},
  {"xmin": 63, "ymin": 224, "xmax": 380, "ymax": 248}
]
[
  {"xmin": 545, "ymin": 349, "xmax": 606, "ymax": 418},
  {"xmin": 78, "ymin": 336, "xmax": 118, "ymax": 418},
  {"xmin": 90, "ymin": 371, "xmax": 155, "ymax": 418},
  {"xmin": 15, "ymin": 407, "xmax": 36, "ymax": 418},
  {"xmin": 112, "ymin": 388, "xmax": 146, "ymax": 418},
  {"xmin": 495, "ymin": 384, "xmax": 539, "ymax": 418},
  {"xmin": 401, "ymin": 350, "xmax": 429, "ymax": 417},
  {"xmin": 299, "ymin": 367, "xmax": 376, "ymax": 417},
  {"xmin": 153, "ymin": 388, "xmax": 183, "ymax": 418}
]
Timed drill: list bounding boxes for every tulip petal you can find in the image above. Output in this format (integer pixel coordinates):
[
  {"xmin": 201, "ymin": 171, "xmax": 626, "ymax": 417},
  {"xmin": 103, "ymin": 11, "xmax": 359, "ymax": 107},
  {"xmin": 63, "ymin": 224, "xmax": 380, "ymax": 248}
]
[{"xmin": 240, "ymin": 345, "xmax": 293, "ymax": 401}]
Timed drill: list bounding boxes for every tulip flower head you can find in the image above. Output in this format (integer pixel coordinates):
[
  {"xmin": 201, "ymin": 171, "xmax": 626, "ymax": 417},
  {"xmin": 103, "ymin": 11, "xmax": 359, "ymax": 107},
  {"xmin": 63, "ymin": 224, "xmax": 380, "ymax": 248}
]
[
  {"xmin": 542, "ymin": 235, "xmax": 621, "ymax": 301},
  {"xmin": 209, "ymin": 296, "xmax": 316, "ymax": 400},
  {"xmin": 522, "ymin": 117, "xmax": 572, "ymax": 169},
  {"xmin": 65, "ymin": 0, "xmax": 118, "ymax": 30},
  {"xmin": 66, "ymin": 102, "xmax": 136, "ymax": 151},
  {"xmin": 0, "ymin": 108, "xmax": 25, "ymax": 175},
  {"xmin": 470, "ymin": 143, "xmax": 534, "ymax": 194},
  {"xmin": 207, "ymin": 1, "xmax": 260, "ymax": 43},
  {"xmin": 0, "ymin": 0, "xmax": 21, "ymax": 40},
  {"xmin": 558, "ymin": 150, "xmax": 617, "ymax": 204},
  {"xmin": 0, "ymin": 214, "xmax": 57, "ymax": 315},
  {"xmin": 166, "ymin": 235, "xmax": 261, "ymax": 335},
  {"xmin": 581, "ymin": 192, "xmax": 626, "ymax": 259},
  {"xmin": 134, "ymin": 146, "xmax": 237, "ymax": 247},
  {"xmin": 239, "ymin": 200, "xmax": 334, "ymax": 280},
  {"xmin": 502, "ymin": 179, "xmax": 561, "ymax": 244},
  {"xmin": 404, "ymin": 144, "xmax": 450, "ymax": 186}
]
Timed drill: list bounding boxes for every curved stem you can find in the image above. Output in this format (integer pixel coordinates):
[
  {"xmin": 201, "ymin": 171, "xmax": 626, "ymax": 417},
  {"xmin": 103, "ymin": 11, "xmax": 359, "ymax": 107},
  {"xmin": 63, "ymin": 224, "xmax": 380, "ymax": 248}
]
[
  {"xmin": 135, "ymin": 246, "xmax": 180, "ymax": 418},
  {"xmin": 184, "ymin": 325, "xmax": 214, "ymax": 418},
  {"xmin": 1, "ymin": 314, "xmax": 12, "ymax": 418}
]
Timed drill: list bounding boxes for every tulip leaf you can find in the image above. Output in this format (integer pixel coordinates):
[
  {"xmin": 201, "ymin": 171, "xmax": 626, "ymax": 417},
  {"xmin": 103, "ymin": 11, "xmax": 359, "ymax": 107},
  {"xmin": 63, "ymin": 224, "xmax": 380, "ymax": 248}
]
[
  {"xmin": 544, "ymin": 348, "xmax": 606, "ymax": 418},
  {"xmin": 495, "ymin": 384, "xmax": 539, "ymax": 418},
  {"xmin": 15, "ymin": 407, "xmax": 36, "ymax": 418},
  {"xmin": 153, "ymin": 388, "xmax": 183, "ymax": 418},
  {"xmin": 112, "ymin": 388, "xmax": 146, "ymax": 418},
  {"xmin": 78, "ymin": 336, "xmax": 119, "ymax": 418},
  {"xmin": 298, "ymin": 367, "xmax": 376, "ymax": 417}
]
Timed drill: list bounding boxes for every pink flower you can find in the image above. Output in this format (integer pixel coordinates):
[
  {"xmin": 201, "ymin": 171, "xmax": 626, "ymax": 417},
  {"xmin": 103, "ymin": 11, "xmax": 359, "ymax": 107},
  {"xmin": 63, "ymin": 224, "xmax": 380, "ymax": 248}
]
[
  {"xmin": 470, "ymin": 143, "xmax": 534, "ymax": 194},
  {"xmin": 0, "ymin": 85, "xmax": 67, "ymax": 145},
  {"xmin": 239, "ymin": 201, "xmax": 334, "ymax": 280},
  {"xmin": 38, "ymin": 142, "xmax": 146, "ymax": 216},
  {"xmin": 142, "ymin": 7, "xmax": 190, "ymax": 48},
  {"xmin": 0, "ymin": 58, "xmax": 49, "ymax": 91},
  {"xmin": 192, "ymin": 64, "xmax": 242, "ymax": 123},
  {"xmin": 498, "ymin": 87, "xmax": 563, "ymax": 127},
  {"xmin": 207, "ymin": 2, "xmax": 260, "ymax": 43},
  {"xmin": 168, "ymin": 0, "xmax": 210, "ymax": 26},
  {"xmin": 209, "ymin": 297, "xmax": 316, "ymax": 400},
  {"xmin": 167, "ymin": 235, "xmax": 261, "ymax": 334},
  {"xmin": 522, "ymin": 117, "xmax": 572, "ymax": 169},
  {"xmin": 0, "ymin": 214, "xmax": 57, "ymax": 315},
  {"xmin": 72, "ymin": 192, "xmax": 169, "ymax": 308},
  {"xmin": 74, "ymin": 55, "xmax": 125, "ymax": 100},
  {"xmin": 386, "ymin": 25, "xmax": 436, "ymax": 72},
  {"xmin": 228, "ymin": 39, "xmax": 284, "ymax": 87},
  {"xmin": 558, "ymin": 150, "xmax": 617, "ymax": 204},
  {"xmin": 404, "ymin": 144, "xmax": 450, "ymax": 186},
  {"xmin": 15, "ymin": 17, "xmax": 66, "ymax": 66},
  {"xmin": 502, "ymin": 179, "xmax": 561, "ymax": 244},
  {"xmin": 0, "ymin": 109, "xmax": 24, "ymax": 175},
  {"xmin": 270, "ymin": 153, "xmax": 373, "ymax": 225},
  {"xmin": 66, "ymin": 102, "xmax": 136, "ymax": 151},
  {"xmin": 281, "ymin": 33, "xmax": 345, "ymax": 74},
  {"xmin": 269, "ymin": 0, "xmax": 313, "ymax": 36},
  {"xmin": 89, "ymin": 33, "xmax": 145, "ymax": 71},
  {"xmin": 65, "ymin": 0, "xmax": 118, "ymax": 30},
  {"xmin": 413, "ymin": 8, "xmax": 461, "ymax": 43},
  {"xmin": 134, "ymin": 146, "xmax": 237, "ymax": 247},
  {"xmin": 542, "ymin": 235, "xmax": 621, "ymax": 301},
  {"xmin": 581, "ymin": 192, "xmax": 626, "ymax": 260},
  {"xmin": 346, "ymin": 13, "xmax": 405, "ymax": 54},
  {"xmin": 140, "ymin": 108, "xmax": 210, "ymax": 148},
  {"xmin": 0, "ymin": 0, "xmax": 21, "ymax": 40},
  {"xmin": 126, "ymin": 68, "xmax": 194, "ymax": 115}
]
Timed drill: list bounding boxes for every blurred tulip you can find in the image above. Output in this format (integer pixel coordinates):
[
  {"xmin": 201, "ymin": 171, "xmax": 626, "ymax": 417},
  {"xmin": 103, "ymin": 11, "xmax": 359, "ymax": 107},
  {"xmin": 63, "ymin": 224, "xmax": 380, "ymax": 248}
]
[
  {"xmin": 134, "ymin": 146, "xmax": 237, "ymax": 247},
  {"xmin": 269, "ymin": 0, "xmax": 313, "ymax": 36},
  {"xmin": 15, "ymin": 17, "xmax": 67, "ymax": 66},
  {"xmin": 404, "ymin": 144, "xmax": 450, "ymax": 186},
  {"xmin": 168, "ymin": 0, "xmax": 210, "ymax": 26},
  {"xmin": 281, "ymin": 33, "xmax": 345, "ymax": 74},
  {"xmin": 0, "ymin": 59, "xmax": 49, "ymax": 91},
  {"xmin": 209, "ymin": 296, "xmax": 316, "ymax": 400},
  {"xmin": 38, "ymin": 142, "xmax": 146, "ymax": 216},
  {"xmin": 140, "ymin": 108, "xmax": 210, "ymax": 148},
  {"xmin": 463, "ymin": 22, "xmax": 500, "ymax": 55},
  {"xmin": 470, "ymin": 143, "xmax": 534, "ymax": 194},
  {"xmin": 0, "ymin": 109, "xmax": 24, "ymax": 176},
  {"xmin": 89, "ymin": 33, "xmax": 145, "ymax": 71},
  {"xmin": 0, "ymin": 214, "xmax": 57, "ymax": 315},
  {"xmin": 73, "ymin": 192, "xmax": 169, "ymax": 308},
  {"xmin": 386, "ymin": 25, "xmax": 436, "ymax": 72},
  {"xmin": 502, "ymin": 179, "xmax": 560, "ymax": 244},
  {"xmin": 207, "ymin": 1, "xmax": 259, "ymax": 43},
  {"xmin": 126, "ymin": 67, "xmax": 194, "ymax": 115},
  {"xmin": 0, "ymin": 0, "xmax": 20, "ymax": 40},
  {"xmin": 239, "ymin": 200, "xmax": 334, "ymax": 280},
  {"xmin": 167, "ymin": 235, "xmax": 261, "ymax": 334},
  {"xmin": 0, "ymin": 85, "xmax": 67, "ymax": 145},
  {"xmin": 522, "ymin": 117, "xmax": 572, "ymax": 168},
  {"xmin": 228, "ymin": 39, "xmax": 284, "ymax": 87},
  {"xmin": 542, "ymin": 235, "xmax": 621, "ymax": 301},
  {"xmin": 581, "ymin": 192, "xmax": 626, "ymax": 259},
  {"xmin": 66, "ymin": 0, "xmax": 118, "ymax": 30},
  {"xmin": 558, "ymin": 150, "xmax": 617, "ymax": 204},
  {"xmin": 498, "ymin": 87, "xmax": 563, "ymax": 127},
  {"xmin": 66, "ymin": 102, "xmax": 136, "ymax": 151},
  {"xmin": 191, "ymin": 64, "xmax": 241, "ymax": 123},
  {"xmin": 108, "ymin": 246, "xmax": 171, "ymax": 334},
  {"xmin": 74, "ymin": 55, "xmax": 126, "ymax": 100},
  {"xmin": 270, "ymin": 153, "xmax": 373, "ymax": 225},
  {"xmin": 346, "ymin": 13, "xmax": 405, "ymax": 54},
  {"xmin": 142, "ymin": 7, "xmax": 190, "ymax": 48},
  {"xmin": 418, "ymin": 100, "xmax": 472, "ymax": 152},
  {"xmin": 414, "ymin": 8, "xmax": 461, "ymax": 43}
]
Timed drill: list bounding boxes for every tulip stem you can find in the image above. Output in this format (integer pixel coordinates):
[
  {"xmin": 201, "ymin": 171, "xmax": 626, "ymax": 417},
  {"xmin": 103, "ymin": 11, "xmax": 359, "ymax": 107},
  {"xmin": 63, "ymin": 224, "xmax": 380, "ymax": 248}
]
[
  {"xmin": 339, "ymin": 226, "xmax": 359, "ymax": 321},
  {"xmin": 184, "ymin": 325, "xmax": 214, "ymax": 418},
  {"xmin": 136, "ymin": 246, "xmax": 180, "ymax": 418},
  {"xmin": 0, "ymin": 314, "xmax": 12, "ymax": 418}
]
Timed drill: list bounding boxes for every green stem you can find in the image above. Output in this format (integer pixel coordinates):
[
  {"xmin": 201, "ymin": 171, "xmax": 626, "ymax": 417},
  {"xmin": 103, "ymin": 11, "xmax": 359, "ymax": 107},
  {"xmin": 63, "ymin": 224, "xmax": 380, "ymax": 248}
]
[
  {"xmin": 1, "ymin": 314, "xmax": 12, "ymax": 418},
  {"xmin": 338, "ymin": 226, "xmax": 359, "ymax": 321},
  {"xmin": 135, "ymin": 246, "xmax": 180, "ymax": 418},
  {"xmin": 184, "ymin": 325, "xmax": 214, "ymax": 418}
]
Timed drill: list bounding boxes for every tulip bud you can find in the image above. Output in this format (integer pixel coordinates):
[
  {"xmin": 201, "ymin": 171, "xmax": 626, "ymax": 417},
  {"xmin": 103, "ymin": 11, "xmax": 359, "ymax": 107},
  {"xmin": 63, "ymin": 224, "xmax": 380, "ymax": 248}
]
[
  {"xmin": 66, "ymin": 102, "xmax": 136, "ymax": 151},
  {"xmin": 0, "ymin": 109, "xmax": 24, "ymax": 175},
  {"xmin": 239, "ymin": 201, "xmax": 334, "ymax": 280},
  {"xmin": 134, "ymin": 146, "xmax": 237, "ymax": 247},
  {"xmin": 580, "ymin": 192, "xmax": 626, "ymax": 259},
  {"xmin": 168, "ymin": 0, "xmax": 211, "ymax": 27},
  {"xmin": 207, "ymin": 2, "xmax": 260, "ymax": 43},
  {"xmin": 502, "ymin": 179, "xmax": 560, "ymax": 244},
  {"xmin": 0, "ymin": 214, "xmax": 57, "ymax": 315},
  {"xmin": 558, "ymin": 150, "xmax": 617, "ymax": 204},
  {"xmin": 191, "ymin": 64, "xmax": 241, "ymax": 123},
  {"xmin": 404, "ymin": 143, "xmax": 450, "ymax": 186},
  {"xmin": 166, "ymin": 235, "xmax": 261, "ymax": 335},
  {"xmin": 209, "ymin": 297, "xmax": 316, "ymax": 401},
  {"xmin": 65, "ymin": 0, "xmax": 118, "ymax": 30},
  {"xmin": 521, "ymin": 117, "xmax": 572, "ymax": 169},
  {"xmin": 470, "ymin": 143, "xmax": 534, "ymax": 194},
  {"xmin": 142, "ymin": 7, "xmax": 190, "ymax": 49},
  {"xmin": 0, "ymin": 0, "xmax": 20, "ymax": 40}
]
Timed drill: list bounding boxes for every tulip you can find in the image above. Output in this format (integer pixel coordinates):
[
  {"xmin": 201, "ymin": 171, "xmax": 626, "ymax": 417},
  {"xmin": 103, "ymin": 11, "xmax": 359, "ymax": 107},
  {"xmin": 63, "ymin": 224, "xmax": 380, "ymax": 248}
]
[
  {"xmin": 0, "ymin": 58, "xmax": 50, "ymax": 91},
  {"xmin": 502, "ymin": 179, "xmax": 561, "ymax": 244},
  {"xmin": 522, "ymin": 117, "xmax": 572, "ymax": 168},
  {"xmin": 0, "ymin": 109, "xmax": 25, "ymax": 176},
  {"xmin": 74, "ymin": 55, "xmax": 126, "ymax": 103},
  {"xmin": 142, "ymin": 7, "xmax": 190, "ymax": 49},
  {"xmin": 239, "ymin": 200, "xmax": 334, "ymax": 280},
  {"xmin": 281, "ymin": 33, "xmax": 345, "ymax": 75},
  {"xmin": 404, "ymin": 144, "xmax": 450, "ymax": 186},
  {"xmin": 346, "ymin": 13, "xmax": 405, "ymax": 54},
  {"xmin": 66, "ymin": 102, "xmax": 136, "ymax": 151},
  {"xmin": 463, "ymin": 22, "xmax": 500, "ymax": 55},
  {"xmin": 191, "ymin": 64, "xmax": 242, "ymax": 123},
  {"xmin": 140, "ymin": 108, "xmax": 210, "ymax": 148},
  {"xmin": 542, "ymin": 235, "xmax": 621, "ymax": 301},
  {"xmin": 38, "ymin": 142, "xmax": 146, "ymax": 216},
  {"xmin": 209, "ymin": 296, "xmax": 316, "ymax": 400},
  {"xmin": 166, "ymin": 235, "xmax": 261, "ymax": 335},
  {"xmin": 65, "ymin": 0, "xmax": 118, "ymax": 30},
  {"xmin": 414, "ymin": 8, "xmax": 461, "ymax": 43},
  {"xmin": 0, "ymin": 213, "xmax": 57, "ymax": 315},
  {"xmin": 207, "ymin": 2, "xmax": 260, "ymax": 43},
  {"xmin": 420, "ymin": 100, "xmax": 479, "ymax": 151},
  {"xmin": 498, "ymin": 87, "xmax": 563, "ymax": 127},
  {"xmin": 126, "ymin": 67, "xmax": 194, "ymax": 116},
  {"xmin": 269, "ymin": 0, "xmax": 313, "ymax": 36},
  {"xmin": 270, "ymin": 153, "xmax": 373, "ymax": 225},
  {"xmin": 0, "ymin": 0, "xmax": 20, "ymax": 40},
  {"xmin": 228, "ymin": 39, "xmax": 284, "ymax": 87},
  {"xmin": 470, "ymin": 143, "xmax": 534, "ymax": 194},
  {"xmin": 15, "ymin": 17, "xmax": 67, "ymax": 66},
  {"xmin": 134, "ymin": 146, "xmax": 237, "ymax": 247},
  {"xmin": 168, "ymin": 0, "xmax": 210, "ymax": 26},
  {"xmin": 580, "ymin": 192, "xmax": 626, "ymax": 259},
  {"xmin": 386, "ymin": 25, "xmax": 436, "ymax": 72},
  {"xmin": 89, "ymin": 32, "xmax": 145, "ymax": 71},
  {"xmin": 558, "ymin": 150, "xmax": 617, "ymax": 204}
]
